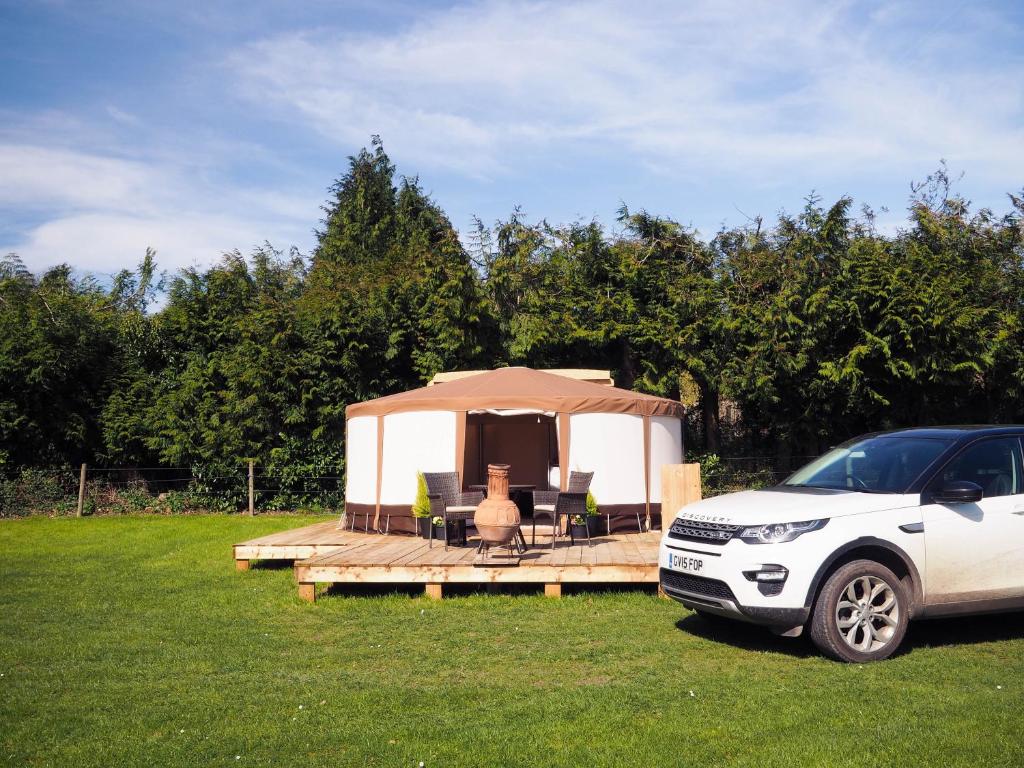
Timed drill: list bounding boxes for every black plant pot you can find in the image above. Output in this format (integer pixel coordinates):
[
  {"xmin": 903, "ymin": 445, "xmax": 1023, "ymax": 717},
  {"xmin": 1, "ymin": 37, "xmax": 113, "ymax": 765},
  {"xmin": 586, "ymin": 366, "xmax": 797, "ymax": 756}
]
[
  {"xmin": 417, "ymin": 518, "xmax": 466, "ymax": 545},
  {"xmin": 587, "ymin": 515, "xmax": 601, "ymax": 536},
  {"xmin": 570, "ymin": 523, "xmax": 589, "ymax": 541}
]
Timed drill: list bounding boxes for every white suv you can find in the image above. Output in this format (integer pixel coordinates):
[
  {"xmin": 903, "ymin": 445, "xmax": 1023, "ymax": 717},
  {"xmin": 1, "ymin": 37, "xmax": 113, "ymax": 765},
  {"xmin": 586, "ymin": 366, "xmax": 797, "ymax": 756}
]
[{"xmin": 659, "ymin": 427, "xmax": 1024, "ymax": 662}]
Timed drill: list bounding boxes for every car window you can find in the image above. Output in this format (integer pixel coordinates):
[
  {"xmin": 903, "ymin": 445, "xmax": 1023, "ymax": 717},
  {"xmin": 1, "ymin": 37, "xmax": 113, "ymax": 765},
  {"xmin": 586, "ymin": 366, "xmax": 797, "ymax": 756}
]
[
  {"xmin": 784, "ymin": 436, "xmax": 951, "ymax": 493},
  {"xmin": 934, "ymin": 438, "xmax": 1023, "ymax": 498}
]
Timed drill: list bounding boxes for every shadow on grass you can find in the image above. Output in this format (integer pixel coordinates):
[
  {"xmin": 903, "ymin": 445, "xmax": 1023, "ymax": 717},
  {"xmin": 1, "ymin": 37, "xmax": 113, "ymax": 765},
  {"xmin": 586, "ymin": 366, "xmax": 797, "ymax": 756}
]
[
  {"xmin": 250, "ymin": 559, "xmax": 293, "ymax": 571},
  {"xmin": 904, "ymin": 612, "xmax": 1024, "ymax": 651},
  {"xmin": 674, "ymin": 609, "xmax": 1024, "ymax": 658},
  {"xmin": 674, "ymin": 614, "xmax": 816, "ymax": 658}
]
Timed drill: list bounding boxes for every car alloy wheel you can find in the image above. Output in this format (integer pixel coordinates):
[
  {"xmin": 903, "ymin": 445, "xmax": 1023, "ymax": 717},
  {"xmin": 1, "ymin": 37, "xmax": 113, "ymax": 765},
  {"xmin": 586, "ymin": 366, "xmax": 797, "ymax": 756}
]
[
  {"xmin": 834, "ymin": 575, "xmax": 900, "ymax": 653},
  {"xmin": 809, "ymin": 559, "xmax": 909, "ymax": 662}
]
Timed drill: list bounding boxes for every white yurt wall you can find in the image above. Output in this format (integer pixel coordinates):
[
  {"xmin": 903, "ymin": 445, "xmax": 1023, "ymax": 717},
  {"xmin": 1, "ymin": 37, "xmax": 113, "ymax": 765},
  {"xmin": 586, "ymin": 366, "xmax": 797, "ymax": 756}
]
[
  {"xmin": 567, "ymin": 413, "xmax": 646, "ymax": 504},
  {"xmin": 345, "ymin": 415, "xmax": 379, "ymax": 506},
  {"xmin": 648, "ymin": 416, "xmax": 683, "ymax": 503},
  {"xmin": 379, "ymin": 410, "xmax": 457, "ymax": 505}
]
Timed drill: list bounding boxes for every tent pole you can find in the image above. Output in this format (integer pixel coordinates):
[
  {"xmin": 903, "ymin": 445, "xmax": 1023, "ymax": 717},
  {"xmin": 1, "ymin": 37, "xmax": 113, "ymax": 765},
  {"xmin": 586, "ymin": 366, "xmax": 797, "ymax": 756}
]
[
  {"xmin": 643, "ymin": 415, "xmax": 651, "ymax": 531},
  {"xmin": 373, "ymin": 415, "xmax": 384, "ymax": 532},
  {"xmin": 557, "ymin": 413, "xmax": 571, "ymax": 491},
  {"xmin": 455, "ymin": 411, "xmax": 467, "ymax": 488}
]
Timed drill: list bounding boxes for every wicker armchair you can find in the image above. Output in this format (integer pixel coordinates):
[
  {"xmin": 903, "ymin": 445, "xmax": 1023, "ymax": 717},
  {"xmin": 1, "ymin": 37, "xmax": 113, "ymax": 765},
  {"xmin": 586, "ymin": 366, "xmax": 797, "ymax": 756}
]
[
  {"xmin": 422, "ymin": 472, "xmax": 483, "ymax": 551},
  {"xmin": 532, "ymin": 471, "xmax": 594, "ymax": 549}
]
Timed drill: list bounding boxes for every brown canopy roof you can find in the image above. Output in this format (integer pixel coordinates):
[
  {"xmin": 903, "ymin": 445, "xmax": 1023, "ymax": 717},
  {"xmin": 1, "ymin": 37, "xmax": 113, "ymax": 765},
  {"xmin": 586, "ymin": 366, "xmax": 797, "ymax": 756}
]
[{"xmin": 345, "ymin": 367, "xmax": 684, "ymax": 418}]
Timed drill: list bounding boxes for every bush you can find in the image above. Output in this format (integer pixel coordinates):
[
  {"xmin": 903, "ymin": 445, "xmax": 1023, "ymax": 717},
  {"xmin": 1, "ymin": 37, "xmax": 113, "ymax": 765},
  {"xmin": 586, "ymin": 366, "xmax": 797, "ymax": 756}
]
[
  {"xmin": 692, "ymin": 453, "xmax": 776, "ymax": 496},
  {"xmin": 411, "ymin": 472, "xmax": 431, "ymax": 518},
  {"xmin": 0, "ymin": 469, "xmax": 76, "ymax": 517}
]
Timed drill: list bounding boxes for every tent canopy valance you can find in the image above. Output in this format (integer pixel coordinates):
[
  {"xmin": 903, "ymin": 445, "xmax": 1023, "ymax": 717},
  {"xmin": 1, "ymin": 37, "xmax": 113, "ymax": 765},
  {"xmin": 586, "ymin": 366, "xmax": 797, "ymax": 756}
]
[{"xmin": 345, "ymin": 367, "xmax": 684, "ymax": 419}]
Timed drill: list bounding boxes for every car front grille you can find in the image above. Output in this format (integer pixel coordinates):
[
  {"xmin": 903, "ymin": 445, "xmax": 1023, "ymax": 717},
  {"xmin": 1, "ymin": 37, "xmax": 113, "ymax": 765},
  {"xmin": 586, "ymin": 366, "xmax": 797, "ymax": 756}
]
[
  {"xmin": 668, "ymin": 517, "xmax": 741, "ymax": 545},
  {"xmin": 659, "ymin": 568, "xmax": 737, "ymax": 602}
]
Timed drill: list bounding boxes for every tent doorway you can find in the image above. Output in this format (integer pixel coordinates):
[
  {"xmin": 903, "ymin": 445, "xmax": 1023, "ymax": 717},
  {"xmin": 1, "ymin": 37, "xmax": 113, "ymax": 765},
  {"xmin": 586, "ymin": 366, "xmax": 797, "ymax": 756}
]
[{"xmin": 463, "ymin": 412, "xmax": 558, "ymax": 492}]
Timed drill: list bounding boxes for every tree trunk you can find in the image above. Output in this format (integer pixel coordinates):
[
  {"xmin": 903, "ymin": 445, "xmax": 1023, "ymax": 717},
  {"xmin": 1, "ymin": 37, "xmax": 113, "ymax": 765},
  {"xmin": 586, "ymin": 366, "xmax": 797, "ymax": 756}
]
[
  {"xmin": 699, "ymin": 383, "xmax": 721, "ymax": 453},
  {"xmin": 618, "ymin": 339, "xmax": 636, "ymax": 390}
]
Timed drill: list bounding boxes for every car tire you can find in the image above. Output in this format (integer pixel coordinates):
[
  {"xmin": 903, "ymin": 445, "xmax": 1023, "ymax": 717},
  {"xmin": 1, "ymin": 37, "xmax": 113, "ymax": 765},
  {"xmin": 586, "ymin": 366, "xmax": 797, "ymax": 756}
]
[{"xmin": 809, "ymin": 559, "xmax": 909, "ymax": 662}]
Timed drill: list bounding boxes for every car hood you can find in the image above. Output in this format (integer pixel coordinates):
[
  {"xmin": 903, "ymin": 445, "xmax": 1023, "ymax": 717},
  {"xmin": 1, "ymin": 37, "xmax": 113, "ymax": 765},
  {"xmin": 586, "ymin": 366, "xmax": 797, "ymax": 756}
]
[{"xmin": 670, "ymin": 486, "xmax": 918, "ymax": 526}]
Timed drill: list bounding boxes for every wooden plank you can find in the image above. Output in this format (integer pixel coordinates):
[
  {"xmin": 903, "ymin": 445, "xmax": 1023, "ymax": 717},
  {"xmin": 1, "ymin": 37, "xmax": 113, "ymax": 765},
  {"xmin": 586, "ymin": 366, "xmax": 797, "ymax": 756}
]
[
  {"xmin": 235, "ymin": 558, "xmax": 250, "ymax": 571},
  {"xmin": 544, "ymin": 583, "xmax": 562, "ymax": 598},
  {"xmin": 294, "ymin": 562, "xmax": 657, "ymax": 586},
  {"xmin": 604, "ymin": 540, "xmax": 627, "ymax": 566},
  {"xmin": 389, "ymin": 540, "xmax": 436, "ymax": 566},
  {"xmin": 341, "ymin": 537, "xmax": 418, "ymax": 566},
  {"xmin": 298, "ymin": 582, "xmax": 315, "ymax": 602},
  {"xmin": 620, "ymin": 538, "xmax": 647, "ymax": 568},
  {"xmin": 661, "ymin": 463, "xmax": 701, "ymax": 519},
  {"xmin": 298, "ymin": 537, "xmax": 381, "ymax": 566},
  {"xmin": 580, "ymin": 542, "xmax": 598, "ymax": 567},
  {"xmin": 594, "ymin": 540, "xmax": 614, "ymax": 566}
]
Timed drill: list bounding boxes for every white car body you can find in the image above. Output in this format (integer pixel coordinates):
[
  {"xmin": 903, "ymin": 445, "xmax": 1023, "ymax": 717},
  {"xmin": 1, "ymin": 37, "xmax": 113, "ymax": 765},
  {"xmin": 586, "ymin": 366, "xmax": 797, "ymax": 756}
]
[{"xmin": 659, "ymin": 428, "xmax": 1024, "ymax": 647}]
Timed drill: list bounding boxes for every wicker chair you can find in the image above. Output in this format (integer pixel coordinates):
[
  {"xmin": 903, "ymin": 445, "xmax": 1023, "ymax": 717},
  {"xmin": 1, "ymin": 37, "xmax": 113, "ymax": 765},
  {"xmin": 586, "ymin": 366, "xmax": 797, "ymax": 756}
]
[
  {"xmin": 532, "ymin": 471, "xmax": 594, "ymax": 549},
  {"xmin": 422, "ymin": 472, "xmax": 483, "ymax": 551}
]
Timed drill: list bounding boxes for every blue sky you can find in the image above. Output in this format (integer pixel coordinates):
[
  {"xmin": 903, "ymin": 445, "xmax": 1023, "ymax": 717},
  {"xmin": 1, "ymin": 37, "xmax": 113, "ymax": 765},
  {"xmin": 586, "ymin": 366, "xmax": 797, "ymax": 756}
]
[{"xmin": 1, "ymin": 0, "xmax": 1022, "ymax": 277}]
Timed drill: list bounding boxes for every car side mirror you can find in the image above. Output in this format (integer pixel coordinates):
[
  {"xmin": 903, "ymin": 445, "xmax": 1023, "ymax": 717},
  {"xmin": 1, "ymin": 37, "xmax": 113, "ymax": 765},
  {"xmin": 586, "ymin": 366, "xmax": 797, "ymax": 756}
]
[{"xmin": 932, "ymin": 480, "xmax": 984, "ymax": 504}]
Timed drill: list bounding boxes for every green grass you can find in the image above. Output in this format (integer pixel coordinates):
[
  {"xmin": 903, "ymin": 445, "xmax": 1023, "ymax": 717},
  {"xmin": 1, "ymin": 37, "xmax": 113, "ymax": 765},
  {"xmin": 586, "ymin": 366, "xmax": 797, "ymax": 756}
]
[{"xmin": 1, "ymin": 516, "xmax": 1023, "ymax": 767}]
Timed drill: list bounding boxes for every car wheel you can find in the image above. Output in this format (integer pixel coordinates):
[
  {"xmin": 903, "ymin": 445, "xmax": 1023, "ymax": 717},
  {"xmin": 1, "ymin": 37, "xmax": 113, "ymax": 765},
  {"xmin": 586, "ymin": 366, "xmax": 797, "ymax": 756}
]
[{"xmin": 809, "ymin": 559, "xmax": 909, "ymax": 662}]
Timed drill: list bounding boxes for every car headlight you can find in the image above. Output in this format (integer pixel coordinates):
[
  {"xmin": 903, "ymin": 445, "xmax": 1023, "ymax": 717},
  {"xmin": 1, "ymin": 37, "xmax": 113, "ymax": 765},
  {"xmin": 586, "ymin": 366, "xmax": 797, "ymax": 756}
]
[{"xmin": 738, "ymin": 519, "xmax": 827, "ymax": 544}]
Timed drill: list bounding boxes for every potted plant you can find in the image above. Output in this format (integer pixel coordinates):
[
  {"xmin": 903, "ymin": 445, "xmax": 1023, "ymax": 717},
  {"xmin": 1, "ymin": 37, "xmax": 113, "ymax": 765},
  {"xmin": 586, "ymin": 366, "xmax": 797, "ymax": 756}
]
[
  {"xmin": 568, "ymin": 512, "xmax": 590, "ymax": 541},
  {"xmin": 586, "ymin": 490, "xmax": 601, "ymax": 535},
  {"xmin": 412, "ymin": 473, "xmax": 432, "ymax": 538},
  {"xmin": 431, "ymin": 514, "xmax": 466, "ymax": 545}
]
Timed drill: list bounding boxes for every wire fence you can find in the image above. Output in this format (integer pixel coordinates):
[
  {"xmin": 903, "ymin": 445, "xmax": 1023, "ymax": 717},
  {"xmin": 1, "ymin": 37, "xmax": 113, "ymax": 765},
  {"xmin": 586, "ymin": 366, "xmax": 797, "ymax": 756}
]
[
  {"xmin": 0, "ymin": 464, "xmax": 344, "ymax": 518},
  {"xmin": 0, "ymin": 455, "xmax": 821, "ymax": 517},
  {"xmin": 698, "ymin": 455, "xmax": 819, "ymax": 497}
]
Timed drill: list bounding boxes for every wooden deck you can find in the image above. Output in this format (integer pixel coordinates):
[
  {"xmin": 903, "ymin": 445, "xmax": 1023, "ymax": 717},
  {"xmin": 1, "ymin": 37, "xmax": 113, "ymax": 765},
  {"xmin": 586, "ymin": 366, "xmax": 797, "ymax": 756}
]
[
  {"xmin": 232, "ymin": 520, "xmax": 352, "ymax": 567},
  {"xmin": 295, "ymin": 529, "xmax": 660, "ymax": 601},
  {"xmin": 233, "ymin": 520, "xmax": 661, "ymax": 600}
]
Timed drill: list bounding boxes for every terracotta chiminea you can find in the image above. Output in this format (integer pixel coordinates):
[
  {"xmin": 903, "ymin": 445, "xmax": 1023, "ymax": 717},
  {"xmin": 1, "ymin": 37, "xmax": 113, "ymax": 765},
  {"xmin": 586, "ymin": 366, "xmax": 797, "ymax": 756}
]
[{"xmin": 473, "ymin": 464, "xmax": 520, "ymax": 546}]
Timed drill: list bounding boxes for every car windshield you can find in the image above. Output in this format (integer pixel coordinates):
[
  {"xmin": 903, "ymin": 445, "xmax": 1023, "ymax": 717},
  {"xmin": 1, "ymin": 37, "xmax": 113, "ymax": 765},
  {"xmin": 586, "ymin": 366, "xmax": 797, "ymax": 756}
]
[{"xmin": 783, "ymin": 436, "xmax": 953, "ymax": 494}]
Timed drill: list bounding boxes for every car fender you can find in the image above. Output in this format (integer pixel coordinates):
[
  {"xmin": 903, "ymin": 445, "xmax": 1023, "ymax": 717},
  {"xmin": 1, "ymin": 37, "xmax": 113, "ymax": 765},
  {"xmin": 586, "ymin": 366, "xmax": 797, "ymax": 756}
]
[{"xmin": 803, "ymin": 536, "xmax": 924, "ymax": 616}]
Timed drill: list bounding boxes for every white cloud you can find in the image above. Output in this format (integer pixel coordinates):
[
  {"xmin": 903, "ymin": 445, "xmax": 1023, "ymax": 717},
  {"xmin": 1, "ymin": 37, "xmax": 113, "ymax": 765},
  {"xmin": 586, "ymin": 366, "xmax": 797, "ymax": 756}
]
[
  {"xmin": 0, "ymin": 140, "xmax": 316, "ymax": 275},
  {"xmin": 227, "ymin": 0, "xmax": 1024, "ymax": 182}
]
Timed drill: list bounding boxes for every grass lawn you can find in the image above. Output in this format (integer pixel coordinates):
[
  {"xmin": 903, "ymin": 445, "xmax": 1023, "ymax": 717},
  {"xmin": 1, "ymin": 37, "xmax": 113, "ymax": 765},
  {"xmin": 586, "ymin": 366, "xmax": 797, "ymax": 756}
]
[{"xmin": 2, "ymin": 516, "xmax": 1023, "ymax": 767}]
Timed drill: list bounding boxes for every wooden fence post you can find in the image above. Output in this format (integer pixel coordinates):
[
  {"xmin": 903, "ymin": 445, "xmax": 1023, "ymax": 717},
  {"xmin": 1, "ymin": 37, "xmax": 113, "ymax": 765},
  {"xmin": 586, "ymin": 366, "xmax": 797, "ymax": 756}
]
[
  {"xmin": 77, "ymin": 463, "xmax": 87, "ymax": 517},
  {"xmin": 248, "ymin": 460, "xmax": 255, "ymax": 516},
  {"xmin": 661, "ymin": 463, "xmax": 702, "ymax": 519}
]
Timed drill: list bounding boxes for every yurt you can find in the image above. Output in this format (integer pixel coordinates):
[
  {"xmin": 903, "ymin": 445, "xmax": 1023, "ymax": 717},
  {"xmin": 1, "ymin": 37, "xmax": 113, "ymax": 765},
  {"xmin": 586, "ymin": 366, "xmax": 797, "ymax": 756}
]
[{"xmin": 344, "ymin": 367, "xmax": 684, "ymax": 534}]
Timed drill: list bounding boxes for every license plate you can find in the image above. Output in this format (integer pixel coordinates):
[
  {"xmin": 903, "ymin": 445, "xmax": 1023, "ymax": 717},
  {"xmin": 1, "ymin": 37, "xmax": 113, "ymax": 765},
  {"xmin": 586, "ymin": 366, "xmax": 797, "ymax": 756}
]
[{"xmin": 667, "ymin": 551, "xmax": 704, "ymax": 573}]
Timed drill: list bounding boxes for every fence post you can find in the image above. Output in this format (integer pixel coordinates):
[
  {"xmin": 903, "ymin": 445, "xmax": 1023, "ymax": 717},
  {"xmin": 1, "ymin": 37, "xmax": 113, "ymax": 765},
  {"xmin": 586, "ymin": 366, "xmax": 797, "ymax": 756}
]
[
  {"xmin": 77, "ymin": 463, "xmax": 87, "ymax": 517},
  {"xmin": 248, "ymin": 460, "xmax": 255, "ymax": 516},
  {"xmin": 660, "ymin": 463, "xmax": 702, "ymax": 519}
]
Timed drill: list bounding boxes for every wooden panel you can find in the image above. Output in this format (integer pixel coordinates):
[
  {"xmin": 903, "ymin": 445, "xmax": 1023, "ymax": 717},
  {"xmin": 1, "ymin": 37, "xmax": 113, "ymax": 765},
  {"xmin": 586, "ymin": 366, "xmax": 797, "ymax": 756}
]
[
  {"xmin": 661, "ymin": 463, "xmax": 701, "ymax": 519},
  {"xmin": 294, "ymin": 562, "xmax": 656, "ymax": 585}
]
